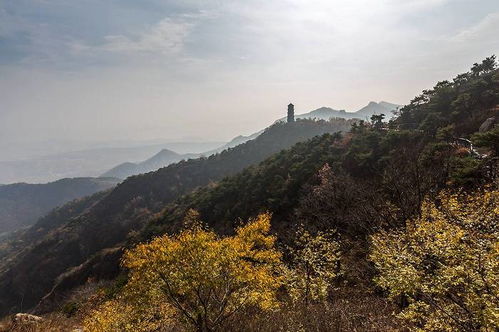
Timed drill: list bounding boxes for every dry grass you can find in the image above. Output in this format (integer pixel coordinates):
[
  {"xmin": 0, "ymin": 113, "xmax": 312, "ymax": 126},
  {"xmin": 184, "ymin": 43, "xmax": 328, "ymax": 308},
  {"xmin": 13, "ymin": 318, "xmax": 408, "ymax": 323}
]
[
  {"xmin": 0, "ymin": 294, "xmax": 405, "ymax": 332},
  {"xmin": 0, "ymin": 281, "xmax": 406, "ymax": 332},
  {"xmin": 223, "ymin": 295, "xmax": 404, "ymax": 332},
  {"xmin": 0, "ymin": 281, "xmax": 114, "ymax": 332},
  {"xmin": 0, "ymin": 313, "xmax": 81, "ymax": 332}
]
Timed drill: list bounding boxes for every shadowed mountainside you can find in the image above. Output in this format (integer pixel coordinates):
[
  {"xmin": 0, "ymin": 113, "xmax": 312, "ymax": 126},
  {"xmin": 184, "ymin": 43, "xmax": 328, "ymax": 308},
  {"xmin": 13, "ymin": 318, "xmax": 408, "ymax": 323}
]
[
  {"xmin": 0, "ymin": 118, "xmax": 354, "ymax": 315},
  {"xmin": 0, "ymin": 177, "xmax": 120, "ymax": 234}
]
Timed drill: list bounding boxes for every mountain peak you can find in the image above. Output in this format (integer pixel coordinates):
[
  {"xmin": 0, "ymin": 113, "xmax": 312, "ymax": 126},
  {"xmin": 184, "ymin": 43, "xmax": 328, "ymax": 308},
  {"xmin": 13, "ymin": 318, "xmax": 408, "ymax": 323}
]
[
  {"xmin": 155, "ymin": 148, "xmax": 179, "ymax": 156},
  {"xmin": 354, "ymin": 101, "xmax": 401, "ymax": 120}
]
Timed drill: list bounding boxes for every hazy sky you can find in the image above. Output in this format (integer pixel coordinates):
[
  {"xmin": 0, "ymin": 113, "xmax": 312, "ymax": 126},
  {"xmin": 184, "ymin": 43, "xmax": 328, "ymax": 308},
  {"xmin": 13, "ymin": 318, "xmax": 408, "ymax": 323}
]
[{"xmin": 1, "ymin": 0, "xmax": 499, "ymax": 158}]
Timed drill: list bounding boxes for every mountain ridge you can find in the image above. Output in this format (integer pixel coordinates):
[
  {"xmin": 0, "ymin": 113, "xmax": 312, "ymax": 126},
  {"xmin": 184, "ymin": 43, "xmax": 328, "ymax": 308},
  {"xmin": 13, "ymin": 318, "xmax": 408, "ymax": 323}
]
[
  {"xmin": 101, "ymin": 148, "xmax": 197, "ymax": 179},
  {"xmin": 0, "ymin": 118, "xmax": 355, "ymax": 315},
  {"xmin": 0, "ymin": 177, "xmax": 120, "ymax": 235},
  {"xmin": 276, "ymin": 101, "xmax": 400, "ymax": 122},
  {"xmin": 98, "ymin": 101, "xmax": 400, "ymax": 180}
]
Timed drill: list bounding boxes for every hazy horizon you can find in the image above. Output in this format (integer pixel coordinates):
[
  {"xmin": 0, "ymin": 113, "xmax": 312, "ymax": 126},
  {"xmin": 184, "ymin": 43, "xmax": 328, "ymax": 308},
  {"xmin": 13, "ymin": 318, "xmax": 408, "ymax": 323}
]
[{"xmin": 2, "ymin": 0, "xmax": 499, "ymax": 160}]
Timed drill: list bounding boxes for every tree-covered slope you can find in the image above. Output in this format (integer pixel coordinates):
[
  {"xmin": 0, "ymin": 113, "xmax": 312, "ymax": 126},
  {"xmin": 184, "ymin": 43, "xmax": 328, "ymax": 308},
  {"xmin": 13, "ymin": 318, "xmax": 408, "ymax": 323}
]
[
  {"xmin": 0, "ymin": 189, "xmax": 110, "ymax": 263},
  {"xmin": 394, "ymin": 56, "xmax": 499, "ymax": 137},
  {"xmin": 0, "ymin": 177, "xmax": 120, "ymax": 234},
  {"xmin": 0, "ymin": 118, "xmax": 354, "ymax": 315},
  {"xmin": 143, "ymin": 57, "xmax": 498, "ymax": 288},
  {"xmin": 143, "ymin": 134, "xmax": 346, "ymax": 238}
]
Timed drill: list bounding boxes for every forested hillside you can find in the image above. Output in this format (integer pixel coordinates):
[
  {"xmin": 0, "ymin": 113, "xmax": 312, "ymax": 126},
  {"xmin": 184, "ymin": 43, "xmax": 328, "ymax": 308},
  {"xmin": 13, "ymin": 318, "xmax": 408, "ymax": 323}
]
[
  {"xmin": 113, "ymin": 57, "xmax": 497, "ymax": 331},
  {"xmin": 140, "ymin": 58, "xmax": 498, "ymax": 240},
  {"xmin": 82, "ymin": 57, "xmax": 499, "ymax": 331},
  {"xmin": 0, "ymin": 178, "xmax": 119, "ymax": 234},
  {"xmin": 0, "ymin": 118, "xmax": 353, "ymax": 316}
]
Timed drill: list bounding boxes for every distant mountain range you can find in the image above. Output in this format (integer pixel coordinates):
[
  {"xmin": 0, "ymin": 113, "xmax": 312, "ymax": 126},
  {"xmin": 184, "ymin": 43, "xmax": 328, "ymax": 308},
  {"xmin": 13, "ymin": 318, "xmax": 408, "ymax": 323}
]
[
  {"xmin": 0, "ymin": 142, "xmax": 223, "ymax": 185},
  {"xmin": 100, "ymin": 101, "xmax": 401, "ymax": 179},
  {"xmin": 99, "ymin": 130, "xmax": 273, "ymax": 180},
  {"xmin": 276, "ymin": 101, "xmax": 400, "ymax": 122},
  {"xmin": 101, "ymin": 149, "xmax": 197, "ymax": 179},
  {"xmin": 0, "ymin": 177, "xmax": 120, "ymax": 235},
  {"xmin": 355, "ymin": 101, "xmax": 400, "ymax": 119},
  {"xmin": 218, "ymin": 102, "xmax": 399, "ymax": 155},
  {"xmin": 0, "ymin": 102, "xmax": 399, "ymax": 185}
]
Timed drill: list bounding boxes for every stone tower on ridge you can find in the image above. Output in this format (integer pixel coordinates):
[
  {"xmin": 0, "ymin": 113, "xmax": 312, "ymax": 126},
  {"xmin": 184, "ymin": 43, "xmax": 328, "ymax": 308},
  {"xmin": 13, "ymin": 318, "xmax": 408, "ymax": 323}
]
[{"xmin": 287, "ymin": 103, "xmax": 295, "ymax": 123}]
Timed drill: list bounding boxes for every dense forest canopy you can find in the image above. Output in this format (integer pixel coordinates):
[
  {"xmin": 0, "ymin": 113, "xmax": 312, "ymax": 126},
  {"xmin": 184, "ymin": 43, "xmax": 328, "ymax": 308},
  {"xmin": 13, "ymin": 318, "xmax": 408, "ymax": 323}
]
[{"xmin": 394, "ymin": 56, "xmax": 498, "ymax": 136}]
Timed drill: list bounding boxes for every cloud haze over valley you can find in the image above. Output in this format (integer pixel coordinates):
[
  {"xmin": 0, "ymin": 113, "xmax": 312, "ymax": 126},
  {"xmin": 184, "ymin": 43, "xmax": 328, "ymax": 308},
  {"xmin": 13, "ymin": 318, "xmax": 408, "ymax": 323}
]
[{"xmin": 1, "ymin": 0, "xmax": 498, "ymax": 161}]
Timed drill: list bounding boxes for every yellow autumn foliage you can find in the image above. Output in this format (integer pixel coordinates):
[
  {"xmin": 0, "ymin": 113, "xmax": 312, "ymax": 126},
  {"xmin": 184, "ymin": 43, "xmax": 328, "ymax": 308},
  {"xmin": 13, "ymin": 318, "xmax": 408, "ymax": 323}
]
[
  {"xmin": 84, "ymin": 212, "xmax": 283, "ymax": 332},
  {"xmin": 370, "ymin": 188, "xmax": 499, "ymax": 331},
  {"xmin": 83, "ymin": 286, "xmax": 174, "ymax": 332},
  {"xmin": 286, "ymin": 226, "xmax": 340, "ymax": 304}
]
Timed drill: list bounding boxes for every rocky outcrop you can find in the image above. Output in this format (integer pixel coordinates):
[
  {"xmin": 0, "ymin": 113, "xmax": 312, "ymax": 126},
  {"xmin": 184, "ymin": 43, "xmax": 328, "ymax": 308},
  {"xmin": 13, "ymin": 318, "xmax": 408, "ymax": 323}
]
[
  {"xmin": 13, "ymin": 313, "xmax": 44, "ymax": 324},
  {"xmin": 1, "ymin": 313, "xmax": 44, "ymax": 331},
  {"xmin": 479, "ymin": 117, "xmax": 497, "ymax": 132}
]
